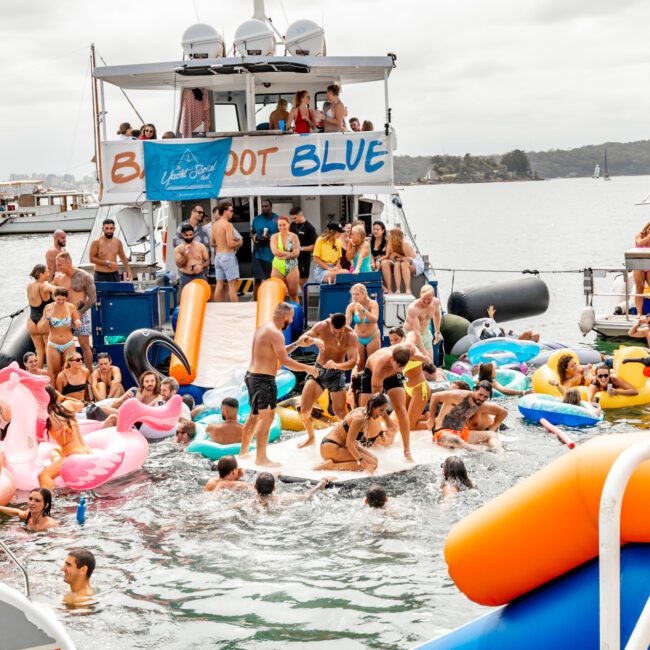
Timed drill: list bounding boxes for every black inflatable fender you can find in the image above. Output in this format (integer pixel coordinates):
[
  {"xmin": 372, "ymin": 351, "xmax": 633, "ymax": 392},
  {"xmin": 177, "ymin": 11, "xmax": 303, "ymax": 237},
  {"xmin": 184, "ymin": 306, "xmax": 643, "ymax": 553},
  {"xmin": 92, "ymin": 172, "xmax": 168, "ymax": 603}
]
[{"xmin": 124, "ymin": 329, "xmax": 191, "ymax": 384}]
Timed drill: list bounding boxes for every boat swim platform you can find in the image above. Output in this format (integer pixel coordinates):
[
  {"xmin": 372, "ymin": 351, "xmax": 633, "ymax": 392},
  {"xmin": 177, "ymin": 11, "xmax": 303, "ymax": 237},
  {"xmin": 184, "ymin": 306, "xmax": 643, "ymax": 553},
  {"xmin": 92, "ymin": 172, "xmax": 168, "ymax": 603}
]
[
  {"xmin": 236, "ymin": 428, "xmax": 451, "ymax": 486},
  {"xmin": 194, "ymin": 302, "xmax": 257, "ymax": 388}
]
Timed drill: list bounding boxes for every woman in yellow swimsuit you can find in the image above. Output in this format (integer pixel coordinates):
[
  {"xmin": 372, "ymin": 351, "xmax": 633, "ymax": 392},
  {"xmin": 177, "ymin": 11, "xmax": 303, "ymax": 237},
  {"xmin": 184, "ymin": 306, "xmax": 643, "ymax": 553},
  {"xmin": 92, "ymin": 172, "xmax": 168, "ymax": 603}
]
[
  {"xmin": 38, "ymin": 385, "xmax": 92, "ymax": 490},
  {"xmin": 270, "ymin": 216, "xmax": 301, "ymax": 302}
]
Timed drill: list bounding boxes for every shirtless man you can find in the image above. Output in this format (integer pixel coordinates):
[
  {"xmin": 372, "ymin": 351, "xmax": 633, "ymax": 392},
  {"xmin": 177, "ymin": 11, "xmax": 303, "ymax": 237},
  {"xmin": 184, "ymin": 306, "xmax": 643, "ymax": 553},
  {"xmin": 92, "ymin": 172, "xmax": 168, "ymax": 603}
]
[
  {"xmin": 296, "ymin": 313, "xmax": 358, "ymax": 448},
  {"xmin": 204, "ymin": 455, "xmax": 249, "ymax": 492},
  {"xmin": 45, "ymin": 230, "xmax": 66, "ymax": 277},
  {"xmin": 359, "ymin": 345, "xmax": 423, "ymax": 461},
  {"xmin": 206, "ymin": 397, "xmax": 243, "ymax": 444},
  {"xmin": 53, "ymin": 252, "xmax": 96, "ymax": 372},
  {"xmin": 427, "ymin": 381, "xmax": 507, "ymax": 450},
  {"xmin": 174, "ymin": 223, "xmax": 209, "ymax": 296},
  {"xmin": 62, "ymin": 548, "xmax": 95, "ymax": 606},
  {"xmin": 404, "ymin": 284, "xmax": 441, "ymax": 361},
  {"xmin": 89, "ymin": 218, "xmax": 133, "ymax": 283},
  {"xmin": 211, "ymin": 201, "xmax": 242, "ymax": 302},
  {"xmin": 101, "ymin": 370, "xmax": 161, "ymax": 427},
  {"xmin": 240, "ymin": 302, "xmax": 319, "ymax": 466},
  {"xmin": 90, "ymin": 352, "xmax": 124, "ymax": 401}
]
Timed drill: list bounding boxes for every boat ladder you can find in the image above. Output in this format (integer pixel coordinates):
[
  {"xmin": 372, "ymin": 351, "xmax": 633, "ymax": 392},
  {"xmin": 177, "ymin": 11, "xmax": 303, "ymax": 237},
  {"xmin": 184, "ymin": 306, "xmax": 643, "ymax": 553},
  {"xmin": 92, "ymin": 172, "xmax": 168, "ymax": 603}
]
[
  {"xmin": 599, "ymin": 439, "xmax": 650, "ymax": 649},
  {"xmin": 0, "ymin": 539, "xmax": 30, "ymax": 597}
]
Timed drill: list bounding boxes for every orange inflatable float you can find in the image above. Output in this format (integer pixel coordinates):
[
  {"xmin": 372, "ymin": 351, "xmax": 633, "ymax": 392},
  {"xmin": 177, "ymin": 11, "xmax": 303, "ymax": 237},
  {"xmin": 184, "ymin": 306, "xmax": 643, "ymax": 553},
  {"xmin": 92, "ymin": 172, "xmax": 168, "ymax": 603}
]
[
  {"xmin": 170, "ymin": 279, "xmax": 211, "ymax": 384},
  {"xmin": 445, "ymin": 432, "xmax": 650, "ymax": 606},
  {"xmin": 256, "ymin": 277, "xmax": 287, "ymax": 327}
]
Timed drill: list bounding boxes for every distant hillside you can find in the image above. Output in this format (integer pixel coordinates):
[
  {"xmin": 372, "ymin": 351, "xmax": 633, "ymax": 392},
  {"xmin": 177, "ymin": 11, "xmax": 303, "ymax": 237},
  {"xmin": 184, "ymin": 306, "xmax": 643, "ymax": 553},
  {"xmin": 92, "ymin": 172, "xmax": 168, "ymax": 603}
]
[{"xmin": 395, "ymin": 140, "xmax": 650, "ymax": 183}]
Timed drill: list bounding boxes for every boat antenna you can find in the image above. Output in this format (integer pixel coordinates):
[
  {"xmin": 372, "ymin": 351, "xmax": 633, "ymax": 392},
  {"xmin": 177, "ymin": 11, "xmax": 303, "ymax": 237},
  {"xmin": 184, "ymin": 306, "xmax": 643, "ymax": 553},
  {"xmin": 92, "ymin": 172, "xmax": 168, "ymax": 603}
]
[
  {"xmin": 90, "ymin": 44, "xmax": 104, "ymax": 198},
  {"xmin": 253, "ymin": 0, "xmax": 285, "ymax": 43},
  {"xmin": 96, "ymin": 51, "xmax": 146, "ymax": 126},
  {"xmin": 192, "ymin": 0, "xmax": 201, "ymax": 22}
]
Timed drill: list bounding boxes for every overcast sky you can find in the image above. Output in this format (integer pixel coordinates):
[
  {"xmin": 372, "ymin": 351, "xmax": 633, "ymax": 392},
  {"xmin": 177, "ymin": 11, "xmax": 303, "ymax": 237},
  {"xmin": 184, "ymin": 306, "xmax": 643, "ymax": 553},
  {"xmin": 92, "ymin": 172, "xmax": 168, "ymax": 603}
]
[{"xmin": 1, "ymin": 0, "xmax": 650, "ymax": 179}]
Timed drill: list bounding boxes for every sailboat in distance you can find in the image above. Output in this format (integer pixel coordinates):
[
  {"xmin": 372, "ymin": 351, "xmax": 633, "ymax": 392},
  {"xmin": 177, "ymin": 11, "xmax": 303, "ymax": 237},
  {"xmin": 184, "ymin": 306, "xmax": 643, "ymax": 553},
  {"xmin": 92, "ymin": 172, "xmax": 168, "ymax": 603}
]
[
  {"xmin": 593, "ymin": 163, "xmax": 600, "ymax": 179},
  {"xmin": 603, "ymin": 148, "xmax": 611, "ymax": 181}
]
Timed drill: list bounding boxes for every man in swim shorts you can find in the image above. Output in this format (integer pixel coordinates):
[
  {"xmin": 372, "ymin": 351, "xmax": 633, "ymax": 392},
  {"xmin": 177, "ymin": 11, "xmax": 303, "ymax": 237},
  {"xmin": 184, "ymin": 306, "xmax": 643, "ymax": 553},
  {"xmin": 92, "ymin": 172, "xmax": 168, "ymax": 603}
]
[
  {"xmin": 427, "ymin": 381, "xmax": 507, "ymax": 450},
  {"xmin": 211, "ymin": 201, "xmax": 242, "ymax": 303},
  {"xmin": 404, "ymin": 284, "xmax": 441, "ymax": 361},
  {"xmin": 174, "ymin": 224, "xmax": 210, "ymax": 296},
  {"xmin": 240, "ymin": 302, "xmax": 319, "ymax": 466},
  {"xmin": 90, "ymin": 352, "xmax": 124, "ymax": 401},
  {"xmin": 89, "ymin": 218, "xmax": 133, "ymax": 283},
  {"xmin": 62, "ymin": 548, "xmax": 95, "ymax": 605},
  {"xmin": 359, "ymin": 345, "xmax": 421, "ymax": 462},
  {"xmin": 53, "ymin": 252, "xmax": 96, "ymax": 372},
  {"xmin": 295, "ymin": 313, "xmax": 358, "ymax": 448}
]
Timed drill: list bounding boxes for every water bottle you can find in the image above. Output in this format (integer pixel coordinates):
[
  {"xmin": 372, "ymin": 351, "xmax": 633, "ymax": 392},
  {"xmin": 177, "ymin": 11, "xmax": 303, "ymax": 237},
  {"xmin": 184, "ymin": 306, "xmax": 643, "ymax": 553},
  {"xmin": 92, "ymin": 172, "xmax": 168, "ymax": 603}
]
[
  {"xmin": 76, "ymin": 497, "xmax": 86, "ymax": 525},
  {"xmin": 279, "ymin": 119, "xmax": 285, "ymax": 131}
]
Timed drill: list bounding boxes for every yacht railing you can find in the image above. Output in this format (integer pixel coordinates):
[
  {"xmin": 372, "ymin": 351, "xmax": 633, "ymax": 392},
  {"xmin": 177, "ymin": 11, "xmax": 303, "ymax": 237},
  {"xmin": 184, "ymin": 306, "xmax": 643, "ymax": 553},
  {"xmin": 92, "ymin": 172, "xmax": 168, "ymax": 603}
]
[
  {"xmin": 599, "ymin": 440, "xmax": 650, "ymax": 649},
  {"xmin": 0, "ymin": 539, "xmax": 30, "ymax": 597}
]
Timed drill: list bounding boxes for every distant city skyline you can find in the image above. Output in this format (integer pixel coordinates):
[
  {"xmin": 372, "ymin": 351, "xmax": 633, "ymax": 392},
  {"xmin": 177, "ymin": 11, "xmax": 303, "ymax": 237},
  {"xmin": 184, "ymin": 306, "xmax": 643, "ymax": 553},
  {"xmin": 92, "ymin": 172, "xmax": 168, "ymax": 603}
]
[{"xmin": 1, "ymin": 0, "xmax": 650, "ymax": 179}]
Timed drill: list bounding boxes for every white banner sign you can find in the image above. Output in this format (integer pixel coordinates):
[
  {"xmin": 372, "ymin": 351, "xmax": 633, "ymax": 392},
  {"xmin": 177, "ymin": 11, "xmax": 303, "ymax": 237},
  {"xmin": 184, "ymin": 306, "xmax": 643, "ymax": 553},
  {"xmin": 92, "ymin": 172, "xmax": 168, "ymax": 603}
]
[{"xmin": 101, "ymin": 132, "xmax": 394, "ymax": 203}]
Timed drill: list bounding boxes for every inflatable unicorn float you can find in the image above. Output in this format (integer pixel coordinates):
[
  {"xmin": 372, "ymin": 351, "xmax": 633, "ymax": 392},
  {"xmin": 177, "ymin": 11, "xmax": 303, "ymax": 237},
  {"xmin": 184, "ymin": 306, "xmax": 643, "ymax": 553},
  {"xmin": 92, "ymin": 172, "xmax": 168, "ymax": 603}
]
[{"xmin": 0, "ymin": 362, "xmax": 182, "ymax": 500}]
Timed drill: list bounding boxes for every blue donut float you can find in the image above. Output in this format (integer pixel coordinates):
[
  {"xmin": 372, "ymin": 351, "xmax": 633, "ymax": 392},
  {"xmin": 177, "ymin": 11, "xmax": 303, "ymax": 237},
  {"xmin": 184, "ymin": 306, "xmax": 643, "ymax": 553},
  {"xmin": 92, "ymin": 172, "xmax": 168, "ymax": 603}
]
[
  {"xmin": 187, "ymin": 412, "xmax": 283, "ymax": 461},
  {"xmin": 467, "ymin": 338, "xmax": 541, "ymax": 367},
  {"xmin": 518, "ymin": 393, "xmax": 602, "ymax": 427}
]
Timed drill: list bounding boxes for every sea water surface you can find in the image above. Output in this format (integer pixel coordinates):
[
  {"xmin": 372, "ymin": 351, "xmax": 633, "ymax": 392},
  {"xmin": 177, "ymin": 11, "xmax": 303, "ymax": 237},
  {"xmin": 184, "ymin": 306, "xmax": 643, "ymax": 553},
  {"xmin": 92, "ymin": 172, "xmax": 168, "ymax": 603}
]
[{"xmin": 1, "ymin": 176, "xmax": 650, "ymax": 649}]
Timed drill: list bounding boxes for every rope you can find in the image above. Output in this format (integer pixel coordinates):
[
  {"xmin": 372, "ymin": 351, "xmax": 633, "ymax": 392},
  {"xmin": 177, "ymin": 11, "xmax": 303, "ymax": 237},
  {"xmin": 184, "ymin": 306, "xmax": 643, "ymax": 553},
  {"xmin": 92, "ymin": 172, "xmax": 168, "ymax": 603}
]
[{"xmin": 434, "ymin": 267, "xmax": 587, "ymax": 275}]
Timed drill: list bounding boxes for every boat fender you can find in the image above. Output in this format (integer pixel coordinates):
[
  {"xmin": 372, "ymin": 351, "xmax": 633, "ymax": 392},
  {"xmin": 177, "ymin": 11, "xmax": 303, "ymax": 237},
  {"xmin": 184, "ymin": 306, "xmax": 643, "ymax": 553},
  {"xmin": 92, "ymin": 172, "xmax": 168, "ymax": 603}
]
[{"xmin": 578, "ymin": 306, "xmax": 595, "ymax": 336}]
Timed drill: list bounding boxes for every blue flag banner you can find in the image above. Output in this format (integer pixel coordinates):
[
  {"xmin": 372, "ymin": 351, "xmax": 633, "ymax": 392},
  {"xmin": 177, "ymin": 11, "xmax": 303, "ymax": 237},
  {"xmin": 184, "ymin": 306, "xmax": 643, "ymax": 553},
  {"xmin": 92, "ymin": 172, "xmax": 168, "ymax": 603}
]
[{"xmin": 143, "ymin": 138, "xmax": 232, "ymax": 200}]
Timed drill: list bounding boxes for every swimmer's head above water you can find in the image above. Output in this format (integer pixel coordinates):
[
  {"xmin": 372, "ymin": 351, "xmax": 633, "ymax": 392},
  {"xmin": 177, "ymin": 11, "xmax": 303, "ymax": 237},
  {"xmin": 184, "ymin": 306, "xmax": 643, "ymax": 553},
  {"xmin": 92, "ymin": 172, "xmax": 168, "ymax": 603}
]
[
  {"xmin": 255, "ymin": 472, "xmax": 275, "ymax": 496},
  {"xmin": 217, "ymin": 455, "xmax": 239, "ymax": 479},
  {"xmin": 365, "ymin": 485, "xmax": 387, "ymax": 508}
]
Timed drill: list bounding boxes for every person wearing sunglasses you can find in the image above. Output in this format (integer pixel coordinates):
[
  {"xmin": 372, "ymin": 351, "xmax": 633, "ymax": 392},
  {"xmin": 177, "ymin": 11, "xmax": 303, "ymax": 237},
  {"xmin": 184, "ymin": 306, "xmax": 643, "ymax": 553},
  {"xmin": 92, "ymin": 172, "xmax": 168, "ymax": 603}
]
[
  {"xmin": 172, "ymin": 205, "xmax": 212, "ymax": 257},
  {"xmin": 138, "ymin": 123, "xmax": 157, "ymax": 140},
  {"xmin": 587, "ymin": 363, "xmax": 638, "ymax": 404},
  {"xmin": 288, "ymin": 90, "xmax": 317, "ymax": 134},
  {"xmin": 56, "ymin": 353, "xmax": 90, "ymax": 402}
]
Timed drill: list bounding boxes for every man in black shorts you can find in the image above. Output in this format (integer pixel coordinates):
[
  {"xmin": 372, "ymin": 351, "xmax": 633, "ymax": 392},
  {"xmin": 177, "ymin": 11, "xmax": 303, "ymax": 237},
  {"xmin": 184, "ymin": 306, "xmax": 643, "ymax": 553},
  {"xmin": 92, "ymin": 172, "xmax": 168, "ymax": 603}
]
[
  {"xmin": 240, "ymin": 302, "xmax": 318, "ymax": 466},
  {"xmin": 359, "ymin": 345, "xmax": 417, "ymax": 462},
  {"xmin": 289, "ymin": 206, "xmax": 317, "ymax": 290},
  {"xmin": 294, "ymin": 313, "xmax": 358, "ymax": 448}
]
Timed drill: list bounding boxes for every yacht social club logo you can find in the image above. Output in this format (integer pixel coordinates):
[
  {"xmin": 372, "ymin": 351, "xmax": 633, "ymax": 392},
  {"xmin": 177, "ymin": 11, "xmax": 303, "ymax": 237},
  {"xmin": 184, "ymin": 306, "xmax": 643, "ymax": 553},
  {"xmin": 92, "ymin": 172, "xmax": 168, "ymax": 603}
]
[{"xmin": 143, "ymin": 139, "xmax": 232, "ymax": 200}]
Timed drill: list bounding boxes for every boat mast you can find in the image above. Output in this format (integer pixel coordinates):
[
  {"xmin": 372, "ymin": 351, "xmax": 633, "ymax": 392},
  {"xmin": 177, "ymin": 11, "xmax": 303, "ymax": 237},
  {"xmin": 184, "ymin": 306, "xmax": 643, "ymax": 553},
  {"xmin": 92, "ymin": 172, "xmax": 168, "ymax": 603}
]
[{"xmin": 91, "ymin": 44, "xmax": 104, "ymax": 199}]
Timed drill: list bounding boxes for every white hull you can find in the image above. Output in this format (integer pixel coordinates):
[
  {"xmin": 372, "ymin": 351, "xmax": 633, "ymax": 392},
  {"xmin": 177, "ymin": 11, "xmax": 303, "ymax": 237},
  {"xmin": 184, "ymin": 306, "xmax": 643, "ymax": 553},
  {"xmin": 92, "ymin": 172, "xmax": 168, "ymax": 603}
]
[
  {"xmin": 0, "ymin": 208, "xmax": 97, "ymax": 234},
  {"xmin": 593, "ymin": 314, "xmax": 637, "ymax": 338}
]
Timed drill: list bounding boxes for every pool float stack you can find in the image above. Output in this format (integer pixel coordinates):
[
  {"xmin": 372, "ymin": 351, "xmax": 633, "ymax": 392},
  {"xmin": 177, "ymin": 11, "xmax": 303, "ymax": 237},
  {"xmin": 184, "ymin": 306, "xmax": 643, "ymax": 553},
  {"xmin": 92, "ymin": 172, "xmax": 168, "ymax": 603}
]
[
  {"xmin": 417, "ymin": 432, "xmax": 650, "ymax": 648},
  {"xmin": 532, "ymin": 346, "xmax": 650, "ymax": 409}
]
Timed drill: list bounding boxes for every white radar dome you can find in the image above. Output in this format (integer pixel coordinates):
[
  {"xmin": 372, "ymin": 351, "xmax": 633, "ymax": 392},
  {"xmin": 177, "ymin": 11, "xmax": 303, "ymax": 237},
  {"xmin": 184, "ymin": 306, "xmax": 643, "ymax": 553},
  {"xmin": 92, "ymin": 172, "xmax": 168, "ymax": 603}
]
[
  {"xmin": 234, "ymin": 19, "xmax": 276, "ymax": 56},
  {"xmin": 181, "ymin": 23, "xmax": 225, "ymax": 59},
  {"xmin": 285, "ymin": 19, "xmax": 325, "ymax": 56}
]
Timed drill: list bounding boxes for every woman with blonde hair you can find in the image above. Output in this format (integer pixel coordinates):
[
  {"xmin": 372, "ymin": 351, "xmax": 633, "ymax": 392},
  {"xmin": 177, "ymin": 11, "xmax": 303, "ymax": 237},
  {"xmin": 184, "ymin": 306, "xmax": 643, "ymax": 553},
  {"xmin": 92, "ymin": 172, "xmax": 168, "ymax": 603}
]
[
  {"xmin": 313, "ymin": 222, "xmax": 349, "ymax": 283},
  {"xmin": 56, "ymin": 352, "xmax": 90, "ymax": 402},
  {"xmin": 269, "ymin": 98, "xmax": 290, "ymax": 130},
  {"xmin": 288, "ymin": 90, "xmax": 316, "ymax": 134},
  {"xmin": 270, "ymin": 216, "xmax": 301, "ymax": 302},
  {"xmin": 43, "ymin": 287, "xmax": 81, "ymax": 382},
  {"xmin": 323, "ymin": 84, "xmax": 346, "ymax": 132},
  {"xmin": 345, "ymin": 283, "xmax": 380, "ymax": 371},
  {"xmin": 26, "ymin": 264, "xmax": 56, "ymax": 368},
  {"xmin": 346, "ymin": 225, "xmax": 372, "ymax": 273},
  {"xmin": 380, "ymin": 227, "xmax": 417, "ymax": 294}
]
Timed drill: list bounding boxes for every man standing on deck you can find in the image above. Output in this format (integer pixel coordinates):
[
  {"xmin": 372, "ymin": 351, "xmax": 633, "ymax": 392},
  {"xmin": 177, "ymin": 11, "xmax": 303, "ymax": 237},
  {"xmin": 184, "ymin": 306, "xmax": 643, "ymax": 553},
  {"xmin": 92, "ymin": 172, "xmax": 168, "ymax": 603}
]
[
  {"xmin": 295, "ymin": 313, "xmax": 358, "ymax": 448},
  {"xmin": 54, "ymin": 252, "xmax": 96, "ymax": 372},
  {"xmin": 289, "ymin": 206, "xmax": 317, "ymax": 290},
  {"xmin": 251, "ymin": 199, "xmax": 279, "ymax": 300},
  {"xmin": 174, "ymin": 224, "xmax": 210, "ymax": 296},
  {"xmin": 89, "ymin": 218, "xmax": 133, "ymax": 283},
  {"xmin": 211, "ymin": 201, "xmax": 242, "ymax": 302},
  {"xmin": 240, "ymin": 302, "xmax": 318, "ymax": 466},
  {"xmin": 45, "ymin": 230, "xmax": 67, "ymax": 277},
  {"xmin": 404, "ymin": 285, "xmax": 441, "ymax": 361}
]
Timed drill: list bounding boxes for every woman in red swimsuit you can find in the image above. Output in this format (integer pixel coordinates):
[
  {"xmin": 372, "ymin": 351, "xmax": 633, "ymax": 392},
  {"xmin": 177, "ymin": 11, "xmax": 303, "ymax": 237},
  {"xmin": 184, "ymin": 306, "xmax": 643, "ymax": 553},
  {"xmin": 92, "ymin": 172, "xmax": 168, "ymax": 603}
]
[{"xmin": 288, "ymin": 90, "xmax": 316, "ymax": 134}]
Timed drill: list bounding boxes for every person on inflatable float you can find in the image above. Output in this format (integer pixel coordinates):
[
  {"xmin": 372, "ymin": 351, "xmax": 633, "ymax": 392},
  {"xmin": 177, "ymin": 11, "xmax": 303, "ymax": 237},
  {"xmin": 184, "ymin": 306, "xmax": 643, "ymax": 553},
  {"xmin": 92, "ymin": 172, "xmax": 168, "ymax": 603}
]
[
  {"xmin": 39, "ymin": 386, "xmax": 92, "ymax": 490},
  {"xmin": 0, "ymin": 487, "xmax": 59, "ymax": 531},
  {"xmin": 550, "ymin": 353, "xmax": 594, "ymax": 392},
  {"xmin": 586, "ymin": 363, "xmax": 638, "ymax": 404},
  {"xmin": 477, "ymin": 362, "xmax": 531, "ymax": 397}
]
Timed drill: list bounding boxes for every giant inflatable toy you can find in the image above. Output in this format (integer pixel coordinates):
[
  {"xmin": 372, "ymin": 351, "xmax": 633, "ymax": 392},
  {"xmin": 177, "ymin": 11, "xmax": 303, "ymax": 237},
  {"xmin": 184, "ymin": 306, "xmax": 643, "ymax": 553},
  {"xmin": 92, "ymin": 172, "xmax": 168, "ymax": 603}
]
[
  {"xmin": 0, "ymin": 363, "xmax": 181, "ymax": 491},
  {"xmin": 449, "ymin": 368, "xmax": 529, "ymax": 398},
  {"xmin": 518, "ymin": 393, "xmax": 602, "ymax": 427},
  {"xmin": 532, "ymin": 346, "xmax": 650, "ymax": 409}
]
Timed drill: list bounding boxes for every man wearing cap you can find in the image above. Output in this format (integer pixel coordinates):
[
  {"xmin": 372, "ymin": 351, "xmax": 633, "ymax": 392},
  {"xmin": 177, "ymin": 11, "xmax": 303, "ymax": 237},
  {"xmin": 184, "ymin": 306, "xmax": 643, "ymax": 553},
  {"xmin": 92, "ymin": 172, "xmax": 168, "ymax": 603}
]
[
  {"xmin": 313, "ymin": 221, "xmax": 349, "ymax": 284},
  {"xmin": 251, "ymin": 199, "xmax": 279, "ymax": 299}
]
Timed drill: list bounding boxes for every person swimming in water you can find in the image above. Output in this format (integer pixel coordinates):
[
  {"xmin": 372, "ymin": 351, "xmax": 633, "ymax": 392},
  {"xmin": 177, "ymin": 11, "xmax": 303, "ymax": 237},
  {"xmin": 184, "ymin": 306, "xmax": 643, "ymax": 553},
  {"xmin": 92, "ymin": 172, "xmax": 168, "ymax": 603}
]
[
  {"xmin": 237, "ymin": 472, "xmax": 331, "ymax": 508},
  {"xmin": 365, "ymin": 484, "xmax": 388, "ymax": 509},
  {"xmin": 62, "ymin": 548, "xmax": 95, "ymax": 606},
  {"xmin": 440, "ymin": 457, "xmax": 474, "ymax": 498},
  {"xmin": 206, "ymin": 398, "xmax": 243, "ymax": 445},
  {"xmin": 427, "ymin": 381, "xmax": 506, "ymax": 450},
  {"xmin": 205, "ymin": 455, "xmax": 249, "ymax": 492},
  {"xmin": 0, "ymin": 488, "xmax": 59, "ymax": 531},
  {"xmin": 477, "ymin": 361, "xmax": 532, "ymax": 397}
]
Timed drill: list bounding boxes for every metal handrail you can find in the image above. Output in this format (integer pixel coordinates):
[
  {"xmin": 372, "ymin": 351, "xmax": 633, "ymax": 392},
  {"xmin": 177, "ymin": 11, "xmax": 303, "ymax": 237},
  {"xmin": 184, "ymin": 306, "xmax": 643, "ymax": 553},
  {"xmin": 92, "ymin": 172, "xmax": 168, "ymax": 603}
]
[
  {"xmin": 0, "ymin": 539, "xmax": 30, "ymax": 598},
  {"xmin": 599, "ymin": 439, "xmax": 650, "ymax": 649}
]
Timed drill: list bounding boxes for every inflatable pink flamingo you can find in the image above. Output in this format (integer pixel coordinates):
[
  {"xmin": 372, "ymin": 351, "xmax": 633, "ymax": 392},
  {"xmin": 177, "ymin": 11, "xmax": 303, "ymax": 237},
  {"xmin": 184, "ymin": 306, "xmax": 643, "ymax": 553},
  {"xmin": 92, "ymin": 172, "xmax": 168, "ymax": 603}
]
[{"xmin": 0, "ymin": 363, "xmax": 182, "ymax": 491}]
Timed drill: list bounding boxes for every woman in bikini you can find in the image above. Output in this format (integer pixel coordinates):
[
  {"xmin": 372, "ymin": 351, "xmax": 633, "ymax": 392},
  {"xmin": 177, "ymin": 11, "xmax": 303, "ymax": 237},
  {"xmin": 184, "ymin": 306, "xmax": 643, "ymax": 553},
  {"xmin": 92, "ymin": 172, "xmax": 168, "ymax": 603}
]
[
  {"xmin": 288, "ymin": 90, "xmax": 316, "ymax": 134},
  {"xmin": 0, "ymin": 487, "xmax": 59, "ymax": 532},
  {"xmin": 551, "ymin": 354, "xmax": 594, "ymax": 393},
  {"xmin": 346, "ymin": 283, "xmax": 380, "ymax": 372},
  {"xmin": 38, "ymin": 385, "xmax": 92, "ymax": 490},
  {"xmin": 477, "ymin": 362, "xmax": 531, "ymax": 397},
  {"xmin": 316, "ymin": 393, "xmax": 389, "ymax": 472},
  {"xmin": 56, "ymin": 353, "xmax": 90, "ymax": 402},
  {"xmin": 370, "ymin": 221, "xmax": 388, "ymax": 271},
  {"xmin": 346, "ymin": 225, "xmax": 372, "ymax": 274},
  {"xmin": 323, "ymin": 84, "xmax": 346, "ymax": 133},
  {"xmin": 270, "ymin": 216, "xmax": 301, "ymax": 303},
  {"xmin": 43, "ymin": 288, "xmax": 81, "ymax": 382},
  {"xmin": 26, "ymin": 264, "xmax": 56, "ymax": 369},
  {"xmin": 380, "ymin": 226, "xmax": 417, "ymax": 294}
]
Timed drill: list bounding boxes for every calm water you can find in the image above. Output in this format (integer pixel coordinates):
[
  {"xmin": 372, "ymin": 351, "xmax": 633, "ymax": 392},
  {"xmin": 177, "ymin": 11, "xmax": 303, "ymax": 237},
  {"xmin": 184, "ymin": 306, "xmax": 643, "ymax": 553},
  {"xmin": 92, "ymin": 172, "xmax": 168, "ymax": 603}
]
[{"xmin": 1, "ymin": 177, "xmax": 650, "ymax": 649}]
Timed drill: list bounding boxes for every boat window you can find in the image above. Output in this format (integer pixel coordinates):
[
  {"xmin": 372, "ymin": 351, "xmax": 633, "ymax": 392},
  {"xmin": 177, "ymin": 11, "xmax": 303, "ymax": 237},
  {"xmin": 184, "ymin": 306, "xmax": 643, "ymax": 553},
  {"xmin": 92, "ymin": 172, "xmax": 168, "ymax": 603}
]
[
  {"xmin": 314, "ymin": 91, "xmax": 327, "ymax": 110},
  {"xmin": 214, "ymin": 103, "xmax": 240, "ymax": 132},
  {"xmin": 254, "ymin": 94, "xmax": 294, "ymax": 129}
]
